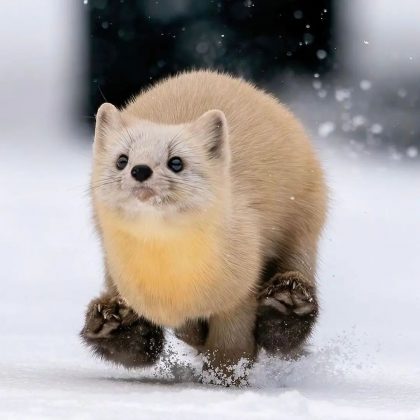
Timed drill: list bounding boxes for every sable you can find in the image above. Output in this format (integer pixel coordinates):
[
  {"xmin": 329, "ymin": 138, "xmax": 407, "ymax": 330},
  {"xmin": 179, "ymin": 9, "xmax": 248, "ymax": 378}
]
[{"xmin": 81, "ymin": 70, "xmax": 328, "ymax": 386}]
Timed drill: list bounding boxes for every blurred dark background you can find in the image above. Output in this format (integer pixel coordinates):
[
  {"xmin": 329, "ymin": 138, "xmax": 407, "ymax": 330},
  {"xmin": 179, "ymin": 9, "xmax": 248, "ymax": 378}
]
[
  {"xmin": 88, "ymin": 0, "xmax": 334, "ymax": 114},
  {"xmin": 84, "ymin": 0, "xmax": 420, "ymax": 159}
]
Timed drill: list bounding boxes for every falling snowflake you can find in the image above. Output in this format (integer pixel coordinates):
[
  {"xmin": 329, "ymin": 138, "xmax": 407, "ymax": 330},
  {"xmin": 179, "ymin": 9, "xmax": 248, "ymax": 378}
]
[
  {"xmin": 318, "ymin": 122, "xmax": 336, "ymax": 138},
  {"xmin": 360, "ymin": 80, "xmax": 372, "ymax": 91},
  {"xmin": 406, "ymin": 146, "xmax": 418, "ymax": 158}
]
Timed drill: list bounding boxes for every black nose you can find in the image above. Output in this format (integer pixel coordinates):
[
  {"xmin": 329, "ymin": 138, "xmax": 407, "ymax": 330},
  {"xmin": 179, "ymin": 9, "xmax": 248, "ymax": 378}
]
[{"xmin": 131, "ymin": 165, "xmax": 153, "ymax": 182}]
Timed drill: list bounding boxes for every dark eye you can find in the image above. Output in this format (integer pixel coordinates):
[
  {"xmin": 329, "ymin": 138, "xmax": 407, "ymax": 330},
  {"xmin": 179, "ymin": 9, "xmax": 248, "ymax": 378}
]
[
  {"xmin": 116, "ymin": 154, "xmax": 128, "ymax": 170},
  {"xmin": 168, "ymin": 156, "xmax": 183, "ymax": 173}
]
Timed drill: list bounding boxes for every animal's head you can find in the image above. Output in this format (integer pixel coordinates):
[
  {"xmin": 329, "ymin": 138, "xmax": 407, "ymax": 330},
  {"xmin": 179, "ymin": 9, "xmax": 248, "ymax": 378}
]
[{"xmin": 92, "ymin": 103, "xmax": 230, "ymax": 219}]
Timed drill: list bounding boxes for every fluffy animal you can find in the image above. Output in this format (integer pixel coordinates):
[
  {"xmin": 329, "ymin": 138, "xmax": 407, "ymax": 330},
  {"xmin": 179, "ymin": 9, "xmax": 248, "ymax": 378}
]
[{"xmin": 81, "ymin": 70, "xmax": 327, "ymax": 385}]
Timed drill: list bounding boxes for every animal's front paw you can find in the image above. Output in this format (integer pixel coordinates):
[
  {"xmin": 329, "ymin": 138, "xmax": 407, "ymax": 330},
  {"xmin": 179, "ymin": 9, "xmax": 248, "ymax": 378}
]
[
  {"xmin": 81, "ymin": 294, "xmax": 164, "ymax": 367},
  {"xmin": 81, "ymin": 295, "xmax": 138, "ymax": 339},
  {"xmin": 260, "ymin": 272, "xmax": 318, "ymax": 317},
  {"xmin": 256, "ymin": 272, "xmax": 318, "ymax": 354}
]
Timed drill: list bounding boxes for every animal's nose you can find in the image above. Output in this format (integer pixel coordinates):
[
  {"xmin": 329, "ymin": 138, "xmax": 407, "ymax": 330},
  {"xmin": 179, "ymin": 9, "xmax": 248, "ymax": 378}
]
[{"xmin": 131, "ymin": 165, "xmax": 153, "ymax": 182}]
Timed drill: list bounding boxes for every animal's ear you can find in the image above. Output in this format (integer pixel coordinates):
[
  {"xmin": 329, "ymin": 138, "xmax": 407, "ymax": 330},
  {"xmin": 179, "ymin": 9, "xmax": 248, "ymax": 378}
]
[
  {"xmin": 94, "ymin": 103, "xmax": 121, "ymax": 147},
  {"xmin": 192, "ymin": 109, "xmax": 229, "ymax": 160}
]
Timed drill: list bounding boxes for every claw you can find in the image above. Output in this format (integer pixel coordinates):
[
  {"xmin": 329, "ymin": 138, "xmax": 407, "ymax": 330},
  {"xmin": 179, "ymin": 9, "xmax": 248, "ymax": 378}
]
[
  {"xmin": 263, "ymin": 297, "xmax": 289, "ymax": 314},
  {"xmin": 260, "ymin": 273, "xmax": 317, "ymax": 319},
  {"xmin": 97, "ymin": 304, "xmax": 102, "ymax": 313},
  {"xmin": 293, "ymin": 302, "xmax": 316, "ymax": 316},
  {"xmin": 274, "ymin": 291, "xmax": 293, "ymax": 306}
]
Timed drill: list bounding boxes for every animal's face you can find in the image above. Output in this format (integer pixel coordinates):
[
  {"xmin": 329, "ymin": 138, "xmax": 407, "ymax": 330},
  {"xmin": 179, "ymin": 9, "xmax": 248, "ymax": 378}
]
[{"xmin": 92, "ymin": 103, "xmax": 230, "ymax": 218}]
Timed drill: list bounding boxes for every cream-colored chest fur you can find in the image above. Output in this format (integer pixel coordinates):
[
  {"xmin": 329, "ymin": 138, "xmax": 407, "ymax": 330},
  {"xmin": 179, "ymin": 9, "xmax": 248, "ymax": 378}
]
[{"xmin": 97, "ymin": 206, "xmax": 226, "ymax": 327}]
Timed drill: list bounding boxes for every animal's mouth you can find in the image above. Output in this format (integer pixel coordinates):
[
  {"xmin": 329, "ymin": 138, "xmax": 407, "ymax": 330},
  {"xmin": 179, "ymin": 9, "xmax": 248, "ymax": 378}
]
[{"xmin": 132, "ymin": 186, "xmax": 157, "ymax": 202}]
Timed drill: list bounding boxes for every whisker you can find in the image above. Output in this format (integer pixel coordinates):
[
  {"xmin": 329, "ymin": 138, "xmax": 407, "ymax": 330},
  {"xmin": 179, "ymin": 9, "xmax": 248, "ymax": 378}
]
[
  {"xmin": 84, "ymin": 179, "xmax": 121, "ymax": 196},
  {"xmin": 120, "ymin": 126, "xmax": 136, "ymax": 150},
  {"xmin": 168, "ymin": 126, "xmax": 189, "ymax": 156},
  {"xmin": 159, "ymin": 175, "xmax": 208, "ymax": 191},
  {"xmin": 97, "ymin": 84, "xmax": 108, "ymax": 102},
  {"xmin": 90, "ymin": 179, "xmax": 121, "ymax": 188},
  {"xmin": 95, "ymin": 83, "xmax": 136, "ymax": 150}
]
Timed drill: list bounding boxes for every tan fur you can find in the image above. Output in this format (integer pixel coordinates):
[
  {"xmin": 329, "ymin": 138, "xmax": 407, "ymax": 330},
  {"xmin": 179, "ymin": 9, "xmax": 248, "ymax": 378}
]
[{"xmin": 90, "ymin": 70, "xmax": 327, "ymax": 378}]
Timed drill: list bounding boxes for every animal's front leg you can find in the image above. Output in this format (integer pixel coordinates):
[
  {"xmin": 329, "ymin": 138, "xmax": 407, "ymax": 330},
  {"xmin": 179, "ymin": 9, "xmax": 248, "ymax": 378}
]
[
  {"xmin": 256, "ymin": 271, "xmax": 318, "ymax": 356},
  {"xmin": 80, "ymin": 292, "xmax": 164, "ymax": 368},
  {"xmin": 202, "ymin": 296, "xmax": 258, "ymax": 386}
]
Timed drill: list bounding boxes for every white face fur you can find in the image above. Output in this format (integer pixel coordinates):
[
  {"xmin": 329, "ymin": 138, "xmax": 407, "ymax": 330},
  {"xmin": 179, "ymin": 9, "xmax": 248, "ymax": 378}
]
[{"xmin": 92, "ymin": 103, "xmax": 230, "ymax": 218}]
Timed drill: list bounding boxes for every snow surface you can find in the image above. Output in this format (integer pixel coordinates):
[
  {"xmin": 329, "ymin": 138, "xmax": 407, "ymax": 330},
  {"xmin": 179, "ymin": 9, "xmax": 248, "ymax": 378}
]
[{"xmin": 1, "ymin": 134, "xmax": 419, "ymax": 419}]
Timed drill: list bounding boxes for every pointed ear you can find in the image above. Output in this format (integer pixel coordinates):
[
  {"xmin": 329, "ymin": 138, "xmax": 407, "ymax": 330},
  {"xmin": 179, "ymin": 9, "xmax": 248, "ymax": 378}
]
[
  {"xmin": 192, "ymin": 109, "xmax": 229, "ymax": 160},
  {"xmin": 94, "ymin": 103, "xmax": 121, "ymax": 147}
]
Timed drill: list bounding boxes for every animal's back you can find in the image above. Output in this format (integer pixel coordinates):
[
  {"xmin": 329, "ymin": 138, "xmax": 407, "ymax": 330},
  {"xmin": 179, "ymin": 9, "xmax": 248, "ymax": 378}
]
[{"xmin": 124, "ymin": 70, "xmax": 326, "ymax": 250}]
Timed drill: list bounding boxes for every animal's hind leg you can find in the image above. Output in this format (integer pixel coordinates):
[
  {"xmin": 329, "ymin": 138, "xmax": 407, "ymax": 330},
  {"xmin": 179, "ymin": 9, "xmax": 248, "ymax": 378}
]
[
  {"xmin": 255, "ymin": 236, "xmax": 320, "ymax": 355},
  {"xmin": 174, "ymin": 319, "xmax": 209, "ymax": 350}
]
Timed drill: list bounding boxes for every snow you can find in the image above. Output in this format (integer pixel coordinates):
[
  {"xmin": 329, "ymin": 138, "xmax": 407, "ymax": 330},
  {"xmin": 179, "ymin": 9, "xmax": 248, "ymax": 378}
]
[
  {"xmin": 316, "ymin": 49, "xmax": 327, "ymax": 60},
  {"xmin": 360, "ymin": 80, "xmax": 372, "ymax": 91},
  {"xmin": 370, "ymin": 124, "xmax": 383, "ymax": 135},
  {"xmin": 318, "ymin": 122, "xmax": 336, "ymax": 138},
  {"xmin": 1, "ymin": 0, "xmax": 419, "ymax": 416},
  {"xmin": 335, "ymin": 89, "xmax": 352, "ymax": 103},
  {"xmin": 1, "ymin": 132, "xmax": 419, "ymax": 419},
  {"xmin": 407, "ymin": 146, "xmax": 418, "ymax": 158}
]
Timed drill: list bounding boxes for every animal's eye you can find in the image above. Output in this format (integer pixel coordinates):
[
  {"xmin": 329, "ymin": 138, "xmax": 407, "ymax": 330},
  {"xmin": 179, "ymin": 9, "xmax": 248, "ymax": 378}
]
[
  {"xmin": 116, "ymin": 154, "xmax": 128, "ymax": 170},
  {"xmin": 168, "ymin": 156, "xmax": 183, "ymax": 173}
]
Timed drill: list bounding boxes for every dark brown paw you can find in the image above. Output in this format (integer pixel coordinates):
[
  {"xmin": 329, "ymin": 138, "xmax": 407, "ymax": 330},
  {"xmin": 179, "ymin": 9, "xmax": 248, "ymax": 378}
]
[
  {"xmin": 256, "ymin": 272, "xmax": 318, "ymax": 355},
  {"xmin": 80, "ymin": 294, "xmax": 164, "ymax": 368}
]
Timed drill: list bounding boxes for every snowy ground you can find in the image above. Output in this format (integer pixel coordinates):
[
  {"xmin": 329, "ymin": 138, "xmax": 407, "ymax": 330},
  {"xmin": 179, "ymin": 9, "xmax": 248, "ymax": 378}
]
[{"xmin": 1, "ymin": 132, "xmax": 419, "ymax": 419}]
